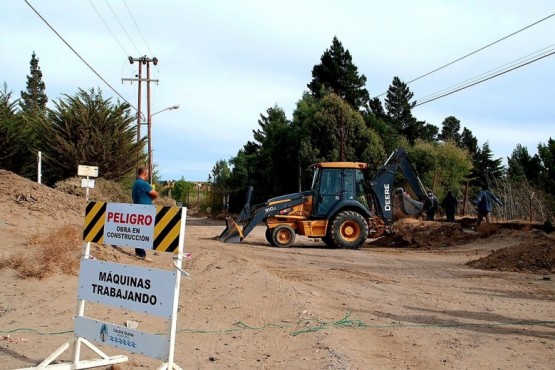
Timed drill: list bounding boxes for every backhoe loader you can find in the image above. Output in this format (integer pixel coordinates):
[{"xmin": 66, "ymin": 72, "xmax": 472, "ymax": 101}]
[{"xmin": 219, "ymin": 147, "xmax": 429, "ymax": 249}]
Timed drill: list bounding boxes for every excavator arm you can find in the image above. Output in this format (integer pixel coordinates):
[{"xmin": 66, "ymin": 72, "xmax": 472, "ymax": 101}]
[
  {"xmin": 219, "ymin": 192, "xmax": 309, "ymax": 243},
  {"xmin": 369, "ymin": 147, "xmax": 427, "ymax": 225}
]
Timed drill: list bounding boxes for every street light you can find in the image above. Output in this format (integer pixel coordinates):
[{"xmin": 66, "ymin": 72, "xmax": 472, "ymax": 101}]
[{"xmin": 146, "ymin": 105, "xmax": 180, "ymax": 184}]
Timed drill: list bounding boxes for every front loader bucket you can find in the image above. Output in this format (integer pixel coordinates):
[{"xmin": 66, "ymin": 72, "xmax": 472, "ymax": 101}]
[
  {"xmin": 219, "ymin": 217, "xmax": 244, "ymax": 243},
  {"xmin": 397, "ymin": 188, "xmax": 424, "ymax": 215}
]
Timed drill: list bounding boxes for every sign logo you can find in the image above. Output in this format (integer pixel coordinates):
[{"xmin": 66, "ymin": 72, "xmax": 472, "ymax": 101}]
[
  {"xmin": 384, "ymin": 184, "xmax": 391, "ymax": 211},
  {"xmin": 100, "ymin": 324, "xmax": 109, "ymax": 342}
]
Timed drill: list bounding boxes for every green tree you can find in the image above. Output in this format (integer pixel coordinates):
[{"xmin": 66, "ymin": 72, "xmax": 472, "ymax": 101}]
[
  {"xmin": 171, "ymin": 178, "xmax": 195, "ymax": 205},
  {"xmin": 472, "ymin": 142, "xmax": 505, "ymax": 185},
  {"xmin": 460, "ymin": 127, "xmax": 479, "ymax": 156},
  {"xmin": 295, "ymin": 93, "xmax": 385, "ymax": 173},
  {"xmin": 368, "ymin": 97, "xmax": 386, "ymax": 120},
  {"xmin": 208, "ymin": 160, "xmax": 231, "ymax": 213},
  {"xmin": 307, "ymin": 36, "xmax": 370, "ymax": 110},
  {"xmin": 40, "ymin": 88, "xmax": 144, "ymax": 184},
  {"xmin": 537, "ymin": 138, "xmax": 555, "ymax": 194},
  {"xmin": 250, "ymin": 106, "xmax": 297, "ymax": 196},
  {"xmin": 408, "ymin": 141, "xmax": 473, "ymax": 198},
  {"xmin": 507, "ymin": 144, "xmax": 541, "ymax": 183},
  {"xmin": 385, "ymin": 76, "xmax": 415, "ymax": 134},
  {"xmin": 18, "ymin": 52, "xmax": 49, "ymax": 180},
  {"xmin": 384, "ymin": 76, "xmax": 436, "ymax": 144},
  {"xmin": 20, "ymin": 52, "xmax": 48, "ymax": 114},
  {"xmin": 0, "ymin": 84, "xmax": 24, "ymax": 170},
  {"xmin": 438, "ymin": 116, "xmax": 462, "ymax": 143}
]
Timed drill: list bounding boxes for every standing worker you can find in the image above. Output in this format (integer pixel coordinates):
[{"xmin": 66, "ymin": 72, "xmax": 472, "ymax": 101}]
[
  {"xmin": 425, "ymin": 190, "xmax": 438, "ymax": 221},
  {"xmin": 475, "ymin": 184, "xmax": 502, "ymax": 226},
  {"xmin": 132, "ymin": 166, "xmax": 158, "ymax": 261},
  {"xmin": 441, "ymin": 191, "xmax": 458, "ymax": 222}
]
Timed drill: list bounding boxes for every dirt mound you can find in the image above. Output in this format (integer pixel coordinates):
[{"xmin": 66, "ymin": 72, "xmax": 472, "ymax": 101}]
[
  {"xmin": 466, "ymin": 230, "xmax": 555, "ymax": 274},
  {"xmin": 0, "ymin": 169, "xmax": 86, "ymax": 223},
  {"xmin": 369, "ymin": 218, "xmax": 479, "ymax": 248}
]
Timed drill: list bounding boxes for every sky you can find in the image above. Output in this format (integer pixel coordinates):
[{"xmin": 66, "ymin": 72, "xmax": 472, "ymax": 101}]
[{"xmin": 2, "ymin": 0, "xmax": 554, "ymax": 181}]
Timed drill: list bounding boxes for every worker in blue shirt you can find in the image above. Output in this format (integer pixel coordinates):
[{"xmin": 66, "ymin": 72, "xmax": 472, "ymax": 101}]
[
  {"xmin": 132, "ymin": 166, "xmax": 158, "ymax": 261},
  {"xmin": 475, "ymin": 184, "xmax": 502, "ymax": 226}
]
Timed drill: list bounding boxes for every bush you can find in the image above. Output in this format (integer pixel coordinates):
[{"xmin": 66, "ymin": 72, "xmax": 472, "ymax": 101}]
[{"xmin": 54, "ymin": 176, "xmax": 129, "ymax": 202}]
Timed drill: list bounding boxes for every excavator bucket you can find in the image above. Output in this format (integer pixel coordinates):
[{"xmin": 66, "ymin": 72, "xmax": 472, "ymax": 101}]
[
  {"xmin": 219, "ymin": 217, "xmax": 243, "ymax": 243},
  {"xmin": 397, "ymin": 188, "xmax": 424, "ymax": 215},
  {"xmin": 219, "ymin": 186, "xmax": 253, "ymax": 243}
]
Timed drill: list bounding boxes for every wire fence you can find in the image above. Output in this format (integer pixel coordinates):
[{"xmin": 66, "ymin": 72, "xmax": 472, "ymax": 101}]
[{"xmin": 461, "ymin": 178, "xmax": 554, "ymax": 224}]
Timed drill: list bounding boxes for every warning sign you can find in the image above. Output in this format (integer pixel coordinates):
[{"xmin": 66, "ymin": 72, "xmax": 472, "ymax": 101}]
[
  {"xmin": 78, "ymin": 258, "xmax": 176, "ymax": 318},
  {"xmin": 83, "ymin": 202, "xmax": 184, "ymax": 253},
  {"xmin": 103, "ymin": 203, "xmax": 156, "ymax": 249}
]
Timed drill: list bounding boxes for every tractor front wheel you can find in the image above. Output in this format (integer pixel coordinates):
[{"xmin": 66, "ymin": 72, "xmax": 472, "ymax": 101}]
[{"xmin": 272, "ymin": 225, "xmax": 296, "ymax": 248}]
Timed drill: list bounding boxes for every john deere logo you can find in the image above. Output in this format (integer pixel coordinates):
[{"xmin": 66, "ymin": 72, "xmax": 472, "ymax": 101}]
[{"xmin": 100, "ymin": 324, "xmax": 109, "ymax": 342}]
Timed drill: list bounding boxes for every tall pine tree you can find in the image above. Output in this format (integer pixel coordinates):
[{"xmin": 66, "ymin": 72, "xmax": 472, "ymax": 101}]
[
  {"xmin": 20, "ymin": 52, "xmax": 48, "ymax": 114},
  {"xmin": 537, "ymin": 138, "xmax": 555, "ymax": 194},
  {"xmin": 471, "ymin": 142, "xmax": 505, "ymax": 185},
  {"xmin": 439, "ymin": 116, "xmax": 462, "ymax": 143},
  {"xmin": 17, "ymin": 52, "xmax": 49, "ymax": 180},
  {"xmin": 307, "ymin": 37, "xmax": 370, "ymax": 110},
  {"xmin": 384, "ymin": 76, "xmax": 437, "ymax": 144},
  {"xmin": 507, "ymin": 144, "xmax": 541, "ymax": 183}
]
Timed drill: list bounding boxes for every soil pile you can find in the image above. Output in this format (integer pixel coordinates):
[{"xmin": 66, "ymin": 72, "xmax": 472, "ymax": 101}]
[
  {"xmin": 369, "ymin": 218, "xmax": 479, "ymax": 248},
  {"xmin": 0, "ymin": 169, "xmax": 86, "ymax": 224},
  {"xmin": 466, "ymin": 229, "xmax": 555, "ymax": 273}
]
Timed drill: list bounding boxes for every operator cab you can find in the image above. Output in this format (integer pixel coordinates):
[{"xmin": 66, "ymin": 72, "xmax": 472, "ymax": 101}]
[{"xmin": 311, "ymin": 162, "xmax": 369, "ymax": 217}]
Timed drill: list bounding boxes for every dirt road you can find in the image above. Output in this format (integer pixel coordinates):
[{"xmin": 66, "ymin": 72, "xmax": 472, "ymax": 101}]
[{"xmin": 0, "ymin": 170, "xmax": 553, "ymax": 369}]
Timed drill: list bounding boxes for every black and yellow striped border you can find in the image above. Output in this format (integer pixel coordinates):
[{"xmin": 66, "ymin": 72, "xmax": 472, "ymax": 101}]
[{"xmin": 83, "ymin": 202, "xmax": 184, "ymax": 253}]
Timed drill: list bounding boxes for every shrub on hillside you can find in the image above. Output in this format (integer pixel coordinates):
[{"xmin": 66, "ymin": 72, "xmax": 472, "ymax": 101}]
[{"xmin": 54, "ymin": 177, "xmax": 129, "ymax": 203}]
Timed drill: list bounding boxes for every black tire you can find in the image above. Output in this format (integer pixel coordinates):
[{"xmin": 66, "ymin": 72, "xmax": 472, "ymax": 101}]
[
  {"xmin": 330, "ymin": 211, "xmax": 369, "ymax": 249},
  {"xmin": 271, "ymin": 225, "xmax": 296, "ymax": 248},
  {"xmin": 265, "ymin": 228, "xmax": 276, "ymax": 246},
  {"xmin": 321, "ymin": 235, "xmax": 337, "ymax": 248}
]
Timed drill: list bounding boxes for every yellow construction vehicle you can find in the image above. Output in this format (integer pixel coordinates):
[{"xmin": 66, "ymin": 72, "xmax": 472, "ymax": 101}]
[{"xmin": 220, "ymin": 147, "xmax": 428, "ymax": 249}]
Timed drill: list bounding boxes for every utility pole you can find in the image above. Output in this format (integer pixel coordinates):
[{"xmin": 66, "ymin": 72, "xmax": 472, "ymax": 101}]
[
  {"xmin": 146, "ymin": 60, "xmax": 153, "ymax": 183},
  {"xmin": 122, "ymin": 56, "xmax": 159, "ymax": 178},
  {"xmin": 340, "ymin": 109, "xmax": 345, "ymax": 161}
]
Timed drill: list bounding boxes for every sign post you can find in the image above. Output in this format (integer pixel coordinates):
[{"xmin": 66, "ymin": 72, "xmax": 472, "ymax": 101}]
[
  {"xmin": 78, "ymin": 165, "xmax": 99, "ymax": 201},
  {"xmin": 22, "ymin": 202, "xmax": 188, "ymax": 370}
]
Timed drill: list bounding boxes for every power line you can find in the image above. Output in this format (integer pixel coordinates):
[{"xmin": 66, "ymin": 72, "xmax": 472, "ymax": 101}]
[
  {"xmin": 24, "ymin": 0, "xmax": 137, "ymax": 111},
  {"xmin": 415, "ymin": 44, "xmax": 555, "ymax": 104},
  {"xmin": 123, "ymin": 0, "xmax": 154, "ymax": 56},
  {"xmin": 103, "ymin": 0, "xmax": 142, "ymax": 55},
  {"xmin": 375, "ymin": 13, "xmax": 555, "ymax": 98},
  {"xmin": 414, "ymin": 49, "xmax": 555, "ymax": 107},
  {"xmin": 88, "ymin": 0, "xmax": 129, "ymax": 57}
]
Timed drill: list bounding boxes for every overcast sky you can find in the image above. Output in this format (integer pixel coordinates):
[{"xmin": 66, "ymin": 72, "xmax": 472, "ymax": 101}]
[{"xmin": 3, "ymin": 1, "xmax": 554, "ymax": 181}]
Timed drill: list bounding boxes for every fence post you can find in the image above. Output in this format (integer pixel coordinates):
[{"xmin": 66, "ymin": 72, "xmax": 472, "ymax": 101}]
[{"xmin": 529, "ymin": 192, "xmax": 535, "ymax": 223}]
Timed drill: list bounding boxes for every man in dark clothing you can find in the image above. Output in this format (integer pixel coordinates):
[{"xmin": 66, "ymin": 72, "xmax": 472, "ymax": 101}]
[
  {"xmin": 132, "ymin": 166, "xmax": 158, "ymax": 261},
  {"xmin": 425, "ymin": 190, "xmax": 438, "ymax": 221},
  {"xmin": 475, "ymin": 185, "xmax": 502, "ymax": 226},
  {"xmin": 441, "ymin": 191, "xmax": 458, "ymax": 222}
]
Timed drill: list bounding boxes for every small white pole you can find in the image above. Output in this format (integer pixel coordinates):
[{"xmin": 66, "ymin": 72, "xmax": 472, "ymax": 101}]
[
  {"xmin": 37, "ymin": 151, "xmax": 42, "ymax": 184},
  {"xmin": 85, "ymin": 176, "xmax": 90, "ymax": 201}
]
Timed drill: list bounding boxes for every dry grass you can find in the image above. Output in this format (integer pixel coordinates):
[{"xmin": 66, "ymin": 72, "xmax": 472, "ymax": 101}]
[{"xmin": 0, "ymin": 225, "xmax": 82, "ymax": 279}]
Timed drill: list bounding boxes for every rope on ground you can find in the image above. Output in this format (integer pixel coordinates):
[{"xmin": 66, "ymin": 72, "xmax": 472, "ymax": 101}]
[
  {"xmin": 291, "ymin": 311, "xmax": 367, "ymax": 336},
  {"xmin": 2, "ymin": 314, "xmax": 553, "ymax": 337}
]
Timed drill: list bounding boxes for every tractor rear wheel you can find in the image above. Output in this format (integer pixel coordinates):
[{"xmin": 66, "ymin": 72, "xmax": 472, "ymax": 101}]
[
  {"xmin": 271, "ymin": 225, "xmax": 296, "ymax": 248},
  {"xmin": 330, "ymin": 211, "xmax": 368, "ymax": 249}
]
